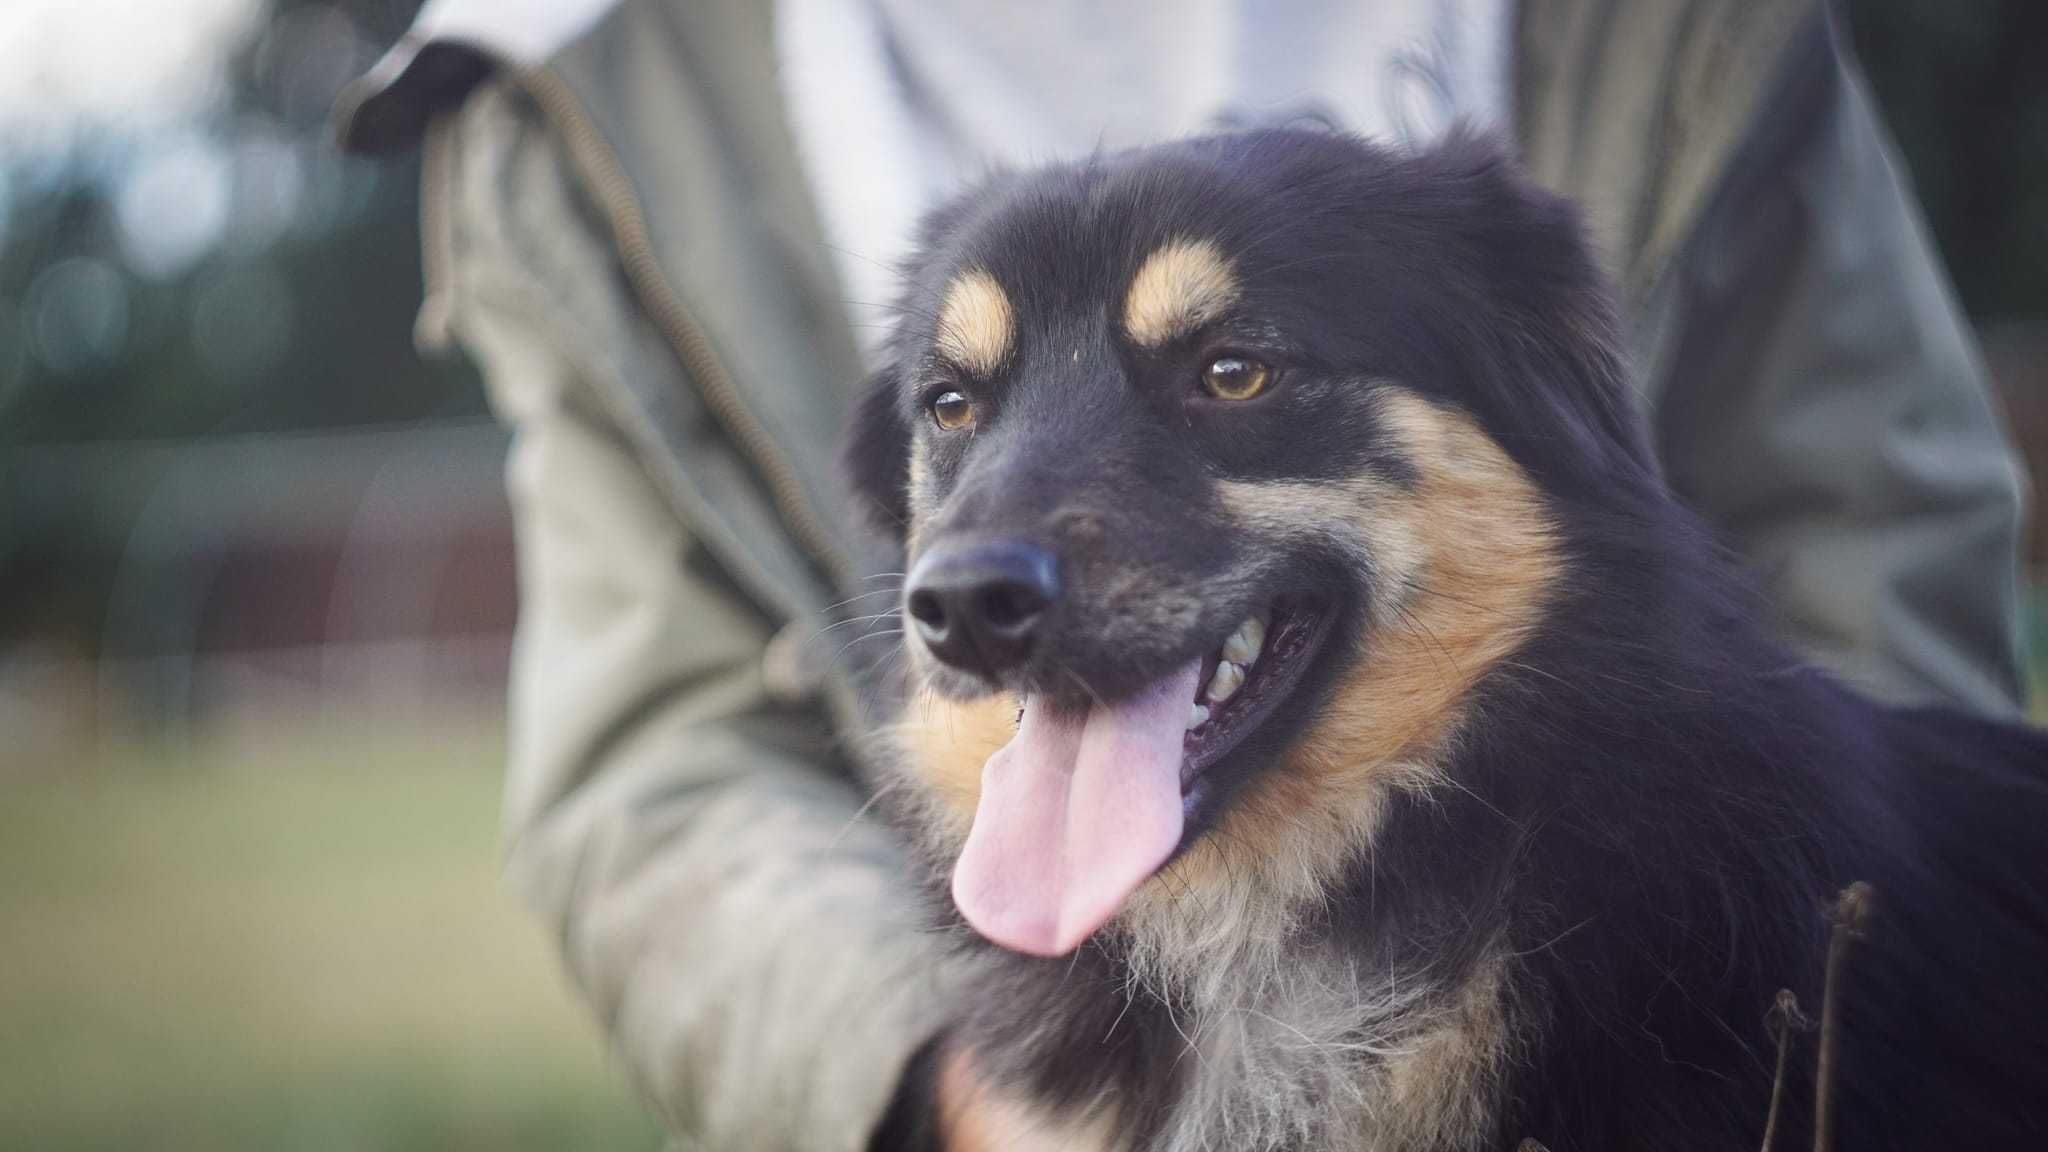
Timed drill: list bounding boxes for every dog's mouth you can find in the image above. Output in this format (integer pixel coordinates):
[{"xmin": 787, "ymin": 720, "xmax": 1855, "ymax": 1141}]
[{"xmin": 950, "ymin": 595, "xmax": 1335, "ymax": 958}]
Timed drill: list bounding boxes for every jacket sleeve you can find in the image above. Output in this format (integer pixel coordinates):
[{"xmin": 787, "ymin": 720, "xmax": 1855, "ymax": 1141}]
[
  {"xmin": 428, "ymin": 89, "xmax": 946, "ymax": 1152},
  {"xmin": 1636, "ymin": 16, "xmax": 2029, "ymax": 715}
]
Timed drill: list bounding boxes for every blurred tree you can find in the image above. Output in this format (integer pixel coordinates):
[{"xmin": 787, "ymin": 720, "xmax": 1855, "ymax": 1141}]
[
  {"xmin": 0, "ymin": 0, "xmax": 484, "ymax": 666},
  {"xmin": 1846, "ymin": 0, "xmax": 2048, "ymax": 322},
  {"xmin": 0, "ymin": 0, "xmax": 479, "ymax": 453}
]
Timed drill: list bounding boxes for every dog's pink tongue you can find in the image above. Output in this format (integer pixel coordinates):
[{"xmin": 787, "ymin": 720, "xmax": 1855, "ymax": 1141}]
[{"xmin": 952, "ymin": 661, "xmax": 1200, "ymax": 956}]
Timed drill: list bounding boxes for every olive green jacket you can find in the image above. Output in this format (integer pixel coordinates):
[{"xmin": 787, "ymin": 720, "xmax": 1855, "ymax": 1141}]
[{"xmin": 337, "ymin": 2, "xmax": 2026, "ymax": 1147}]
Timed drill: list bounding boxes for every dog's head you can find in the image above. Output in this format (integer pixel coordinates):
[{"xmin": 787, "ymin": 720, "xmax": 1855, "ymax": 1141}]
[{"xmin": 846, "ymin": 129, "xmax": 1652, "ymax": 960}]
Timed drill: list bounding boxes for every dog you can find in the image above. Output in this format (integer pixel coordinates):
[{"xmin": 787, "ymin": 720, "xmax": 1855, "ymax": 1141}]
[{"xmin": 839, "ymin": 127, "xmax": 2048, "ymax": 1150}]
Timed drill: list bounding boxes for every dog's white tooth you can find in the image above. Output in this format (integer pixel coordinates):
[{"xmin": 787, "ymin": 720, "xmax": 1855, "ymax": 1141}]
[
  {"xmin": 1222, "ymin": 617, "xmax": 1267, "ymax": 665},
  {"xmin": 1186, "ymin": 703, "xmax": 1210, "ymax": 731},
  {"xmin": 1206, "ymin": 661, "xmax": 1244, "ymax": 704},
  {"xmin": 1221, "ymin": 625, "xmax": 1252, "ymax": 664}
]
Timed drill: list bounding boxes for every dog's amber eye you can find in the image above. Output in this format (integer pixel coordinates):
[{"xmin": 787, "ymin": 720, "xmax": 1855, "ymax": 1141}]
[
  {"xmin": 1200, "ymin": 356, "xmax": 1271, "ymax": 401},
  {"xmin": 931, "ymin": 390, "xmax": 976, "ymax": 430}
]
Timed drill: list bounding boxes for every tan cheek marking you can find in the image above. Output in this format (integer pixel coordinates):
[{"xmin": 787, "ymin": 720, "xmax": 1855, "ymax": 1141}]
[
  {"xmin": 1123, "ymin": 238, "xmax": 1238, "ymax": 348},
  {"xmin": 889, "ymin": 691, "xmax": 1018, "ymax": 824},
  {"xmin": 936, "ymin": 269, "xmax": 1014, "ymax": 376},
  {"xmin": 1180, "ymin": 389, "xmax": 1561, "ymax": 900}
]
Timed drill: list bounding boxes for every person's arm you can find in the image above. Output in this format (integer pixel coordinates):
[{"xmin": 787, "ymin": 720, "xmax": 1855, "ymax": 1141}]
[
  {"xmin": 430, "ymin": 87, "xmax": 947, "ymax": 1151},
  {"xmin": 1636, "ymin": 13, "xmax": 2028, "ymax": 714}
]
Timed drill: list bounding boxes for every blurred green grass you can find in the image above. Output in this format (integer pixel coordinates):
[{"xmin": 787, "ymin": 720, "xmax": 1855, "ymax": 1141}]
[{"xmin": 0, "ymin": 718, "xmax": 662, "ymax": 1152}]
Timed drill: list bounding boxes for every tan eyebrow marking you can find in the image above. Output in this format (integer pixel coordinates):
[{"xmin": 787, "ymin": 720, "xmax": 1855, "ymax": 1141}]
[
  {"xmin": 1123, "ymin": 238, "xmax": 1239, "ymax": 348},
  {"xmin": 935, "ymin": 269, "xmax": 1014, "ymax": 376}
]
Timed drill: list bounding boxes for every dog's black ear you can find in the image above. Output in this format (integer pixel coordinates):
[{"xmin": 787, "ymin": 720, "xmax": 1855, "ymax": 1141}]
[
  {"xmin": 841, "ymin": 366, "xmax": 913, "ymax": 542},
  {"xmin": 1413, "ymin": 128, "xmax": 1656, "ymax": 485}
]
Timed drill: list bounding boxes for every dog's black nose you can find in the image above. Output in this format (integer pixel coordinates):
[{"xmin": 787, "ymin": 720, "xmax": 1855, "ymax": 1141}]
[{"xmin": 905, "ymin": 539, "xmax": 1061, "ymax": 677}]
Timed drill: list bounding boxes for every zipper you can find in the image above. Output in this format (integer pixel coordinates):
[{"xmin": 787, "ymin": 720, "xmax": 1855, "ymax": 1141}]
[{"xmin": 512, "ymin": 64, "xmax": 852, "ymax": 594}]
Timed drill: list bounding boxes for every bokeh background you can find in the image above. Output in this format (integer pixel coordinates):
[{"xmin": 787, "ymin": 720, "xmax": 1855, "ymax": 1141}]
[{"xmin": 0, "ymin": 1, "xmax": 2040, "ymax": 1149}]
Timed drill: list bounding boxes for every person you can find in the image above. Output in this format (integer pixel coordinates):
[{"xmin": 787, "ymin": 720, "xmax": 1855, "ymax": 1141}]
[{"xmin": 335, "ymin": 1, "xmax": 2029, "ymax": 1147}]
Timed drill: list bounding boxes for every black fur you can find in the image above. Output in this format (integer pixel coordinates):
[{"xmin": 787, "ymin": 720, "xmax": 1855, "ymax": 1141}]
[
  {"xmin": 843, "ymin": 128, "xmax": 2048, "ymax": 1150},
  {"xmin": 845, "ymin": 365, "xmax": 913, "ymax": 534}
]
